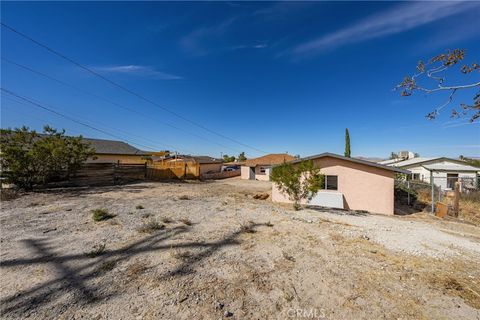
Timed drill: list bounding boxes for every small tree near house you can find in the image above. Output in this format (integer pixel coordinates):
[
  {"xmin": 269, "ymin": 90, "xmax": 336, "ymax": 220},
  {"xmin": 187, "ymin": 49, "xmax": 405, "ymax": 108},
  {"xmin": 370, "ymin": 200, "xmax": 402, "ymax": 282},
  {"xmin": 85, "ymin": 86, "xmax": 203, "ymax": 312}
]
[{"xmin": 270, "ymin": 160, "xmax": 324, "ymax": 211}]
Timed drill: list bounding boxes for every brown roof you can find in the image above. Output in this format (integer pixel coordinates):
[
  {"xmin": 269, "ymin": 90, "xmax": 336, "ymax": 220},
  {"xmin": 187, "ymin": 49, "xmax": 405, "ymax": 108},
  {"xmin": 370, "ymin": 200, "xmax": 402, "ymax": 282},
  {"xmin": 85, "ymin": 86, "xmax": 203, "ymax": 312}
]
[{"xmin": 245, "ymin": 153, "xmax": 295, "ymax": 167}]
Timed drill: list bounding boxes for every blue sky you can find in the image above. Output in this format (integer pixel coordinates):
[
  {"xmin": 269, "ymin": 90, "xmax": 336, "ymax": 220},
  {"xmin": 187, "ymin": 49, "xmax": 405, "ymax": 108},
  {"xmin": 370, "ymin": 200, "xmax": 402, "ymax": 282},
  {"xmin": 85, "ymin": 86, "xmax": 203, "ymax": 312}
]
[{"xmin": 1, "ymin": 1, "xmax": 479, "ymax": 159}]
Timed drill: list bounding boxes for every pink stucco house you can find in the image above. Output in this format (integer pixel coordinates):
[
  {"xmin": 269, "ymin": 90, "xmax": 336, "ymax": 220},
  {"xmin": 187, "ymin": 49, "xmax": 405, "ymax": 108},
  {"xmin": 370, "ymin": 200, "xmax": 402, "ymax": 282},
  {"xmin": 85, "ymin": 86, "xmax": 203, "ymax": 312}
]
[{"xmin": 272, "ymin": 153, "xmax": 409, "ymax": 215}]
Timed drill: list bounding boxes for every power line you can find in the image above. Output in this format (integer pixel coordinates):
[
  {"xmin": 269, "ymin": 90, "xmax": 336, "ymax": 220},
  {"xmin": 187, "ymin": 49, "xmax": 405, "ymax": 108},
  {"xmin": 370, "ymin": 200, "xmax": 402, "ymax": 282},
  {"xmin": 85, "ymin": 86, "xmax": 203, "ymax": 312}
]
[
  {"xmin": 1, "ymin": 88, "xmax": 180, "ymax": 152},
  {"xmin": 1, "ymin": 92, "xmax": 191, "ymax": 153},
  {"xmin": 1, "ymin": 57, "xmax": 245, "ymax": 155},
  {"xmin": 1, "ymin": 22, "xmax": 268, "ymax": 155}
]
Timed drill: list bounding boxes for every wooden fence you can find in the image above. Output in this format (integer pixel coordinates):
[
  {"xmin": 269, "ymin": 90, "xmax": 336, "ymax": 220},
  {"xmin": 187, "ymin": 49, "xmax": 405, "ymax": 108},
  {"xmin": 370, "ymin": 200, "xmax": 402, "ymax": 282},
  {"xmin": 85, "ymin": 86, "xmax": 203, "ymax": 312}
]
[
  {"xmin": 147, "ymin": 161, "xmax": 200, "ymax": 180},
  {"xmin": 43, "ymin": 163, "xmax": 147, "ymax": 187}
]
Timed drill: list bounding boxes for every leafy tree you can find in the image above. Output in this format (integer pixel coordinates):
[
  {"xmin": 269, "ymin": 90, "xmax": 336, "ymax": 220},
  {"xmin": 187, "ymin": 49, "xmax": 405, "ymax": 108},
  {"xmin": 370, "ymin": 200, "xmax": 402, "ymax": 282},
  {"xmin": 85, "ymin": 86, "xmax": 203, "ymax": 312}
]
[
  {"xmin": 270, "ymin": 160, "xmax": 324, "ymax": 211},
  {"xmin": 459, "ymin": 155, "xmax": 480, "ymax": 167},
  {"xmin": 0, "ymin": 126, "xmax": 94, "ymax": 189},
  {"xmin": 389, "ymin": 152, "xmax": 399, "ymax": 160},
  {"xmin": 344, "ymin": 128, "xmax": 351, "ymax": 158},
  {"xmin": 397, "ymin": 49, "xmax": 479, "ymax": 122},
  {"xmin": 222, "ymin": 154, "xmax": 235, "ymax": 162},
  {"xmin": 237, "ymin": 152, "xmax": 247, "ymax": 162}
]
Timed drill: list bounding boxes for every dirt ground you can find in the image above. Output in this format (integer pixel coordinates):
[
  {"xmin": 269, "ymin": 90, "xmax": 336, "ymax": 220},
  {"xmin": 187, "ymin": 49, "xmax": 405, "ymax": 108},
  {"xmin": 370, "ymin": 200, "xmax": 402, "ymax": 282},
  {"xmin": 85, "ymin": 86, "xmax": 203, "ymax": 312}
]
[{"xmin": 1, "ymin": 178, "xmax": 479, "ymax": 320}]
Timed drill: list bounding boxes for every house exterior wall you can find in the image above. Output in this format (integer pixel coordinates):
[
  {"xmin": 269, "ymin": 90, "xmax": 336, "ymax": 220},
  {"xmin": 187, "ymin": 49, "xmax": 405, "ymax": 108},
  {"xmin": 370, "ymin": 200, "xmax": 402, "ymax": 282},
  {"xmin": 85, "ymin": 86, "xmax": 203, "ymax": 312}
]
[
  {"xmin": 241, "ymin": 166, "xmax": 255, "ymax": 180},
  {"xmin": 404, "ymin": 160, "xmax": 478, "ymax": 190},
  {"xmin": 199, "ymin": 163, "xmax": 223, "ymax": 175},
  {"xmin": 254, "ymin": 166, "xmax": 271, "ymax": 181},
  {"xmin": 87, "ymin": 154, "xmax": 148, "ymax": 164},
  {"xmin": 272, "ymin": 156, "xmax": 395, "ymax": 215}
]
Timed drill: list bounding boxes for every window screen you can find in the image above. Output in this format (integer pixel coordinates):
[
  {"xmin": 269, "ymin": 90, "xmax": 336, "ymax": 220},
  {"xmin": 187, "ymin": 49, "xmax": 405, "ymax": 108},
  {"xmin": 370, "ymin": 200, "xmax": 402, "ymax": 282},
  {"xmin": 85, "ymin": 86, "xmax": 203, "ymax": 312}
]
[{"xmin": 325, "ymin": 175, "xmax": 338, "ymax": 190}]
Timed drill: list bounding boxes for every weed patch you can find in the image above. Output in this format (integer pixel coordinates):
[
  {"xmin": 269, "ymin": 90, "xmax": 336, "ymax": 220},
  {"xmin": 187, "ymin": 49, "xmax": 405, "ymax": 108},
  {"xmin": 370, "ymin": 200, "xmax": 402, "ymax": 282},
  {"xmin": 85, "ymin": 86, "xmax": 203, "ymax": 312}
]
[
  {"xmin": 91, "ymin": 209, "xmax": 115, "ymax": 222},
  {"xmin": 138, "ymin": 221, "xmax": 165, "ymax": 233}
]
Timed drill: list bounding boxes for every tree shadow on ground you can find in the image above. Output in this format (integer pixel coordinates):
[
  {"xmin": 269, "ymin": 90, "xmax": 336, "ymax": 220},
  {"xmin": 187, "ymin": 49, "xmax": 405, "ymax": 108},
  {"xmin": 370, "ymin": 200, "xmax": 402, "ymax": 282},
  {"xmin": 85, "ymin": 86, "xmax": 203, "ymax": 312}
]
[{"xmin": 0, "ymin": 222, "xmax": 268, "ymax": 317}]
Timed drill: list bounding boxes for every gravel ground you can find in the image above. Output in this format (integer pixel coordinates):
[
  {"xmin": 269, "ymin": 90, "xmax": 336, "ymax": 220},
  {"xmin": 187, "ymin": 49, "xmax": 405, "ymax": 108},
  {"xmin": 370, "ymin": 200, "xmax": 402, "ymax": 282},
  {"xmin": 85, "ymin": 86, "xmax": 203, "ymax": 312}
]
[{"xmin": 1, "ymin": 178, "xmax": 479, "ymax": 319}]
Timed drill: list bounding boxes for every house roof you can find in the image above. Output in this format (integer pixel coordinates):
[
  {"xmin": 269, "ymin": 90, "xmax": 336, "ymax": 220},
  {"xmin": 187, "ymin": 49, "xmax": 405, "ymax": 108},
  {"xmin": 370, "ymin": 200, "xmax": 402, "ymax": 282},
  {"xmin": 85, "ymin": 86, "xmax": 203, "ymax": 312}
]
[
  {"xmin": 385, "ymin": 157, "xmax": 480, "ymax": 170},
  {"xmin": 290, "ymin": 152, "xmax": 410, "ymax": 174},
  {"xmin": 244, "ymin": 153, "xmax": 295, "ymax": 167},
  {"xmin": 422, "ymin": 163, "xmax": 480, "ymax": 172},
  {"xmin": 385, "ymin": 157, "xmax": 439, "ymax": 167},
  {"xmin": 82, "ymin": 138, "xmax": 151, "ymax": 155}
]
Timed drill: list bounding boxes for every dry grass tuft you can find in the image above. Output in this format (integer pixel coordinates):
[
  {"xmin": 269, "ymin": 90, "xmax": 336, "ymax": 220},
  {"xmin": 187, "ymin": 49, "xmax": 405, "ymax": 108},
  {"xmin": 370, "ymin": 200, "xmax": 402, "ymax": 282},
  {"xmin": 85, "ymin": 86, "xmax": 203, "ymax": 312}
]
[
  {"xmin": 160, "ymin": 216, "xmax": 173, "ymax": 224},
  {"xmin": 98, "ymin": 260, "xmax": 116, "ymax": 273},
  {"xmin": 138, "ymin": 221, "xmax": 165, "ymax": 233},
  {"xmin": 170, "ymin": 249, "xmax": 193, "ymax": 261},
  {"xmin": 85, "ymin": 243, "xmax": 106, "ymax": 258},
  {"xmin": 178, "ymin": 195, "xmax": 190, "ymax": 200},
  {"xmin": 91, "ymin": 208, "xmax": 115, "ymax": 222},
  {"xmin": 126, "ymin": 261, "xmax": 148, "ymax": 280},
  {"xmin": 135, "ymin": 205, "xmax": 144, "ymax": 210},
  {"xmin": 179, "ymin": 217, "xmax": 192, "ymax": 226},
  {"xmin": 240, "ymin": 221, "xmax": 256, "ymax": 233}
]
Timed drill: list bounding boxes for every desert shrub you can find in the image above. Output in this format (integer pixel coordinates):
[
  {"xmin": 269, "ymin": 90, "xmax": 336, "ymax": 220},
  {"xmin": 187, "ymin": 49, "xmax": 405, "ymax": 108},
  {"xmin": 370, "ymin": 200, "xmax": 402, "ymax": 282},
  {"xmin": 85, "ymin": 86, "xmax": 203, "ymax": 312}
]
[
  {"xmin": 135, "ymin": 205, "xmax": 144, "ymax": 210},
  {"xmin": 85, "ymin": 243, "xmax": 106, "ymax": 258},
  {"xmin": 0, "ymin": 126, "xmax": 94, "ymax": 190},
  {"xmin": 178, "ymin": 195, "xmax": 190, "ymax": 200},
  {"xmin": 270, "ymin": 160, "xmax": 324, "ymax": 210},
  {"xmin": 138, "ymin": 221, "xmax": 165, "ymax": 233},
  {"xmin": 92, "ymin": 208, "xmax": 115, "ymax": 222}
]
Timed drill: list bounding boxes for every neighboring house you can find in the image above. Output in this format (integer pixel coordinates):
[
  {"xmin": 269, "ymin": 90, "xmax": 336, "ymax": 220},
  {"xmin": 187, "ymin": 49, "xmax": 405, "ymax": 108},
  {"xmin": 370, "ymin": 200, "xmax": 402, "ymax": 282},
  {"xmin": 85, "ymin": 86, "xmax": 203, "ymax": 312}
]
[
  {"xmin": 241, "ymin": 153, "xmax": 295, "ymax": 181},
  {"xmin": 272, "ymin": 153, "xmax": 409, "ymax": 215},
  {"xmin": 84, "ymin": 138, "xmax": 152, "ymax": 164},
  {"xmin": 381, "ymin": 157, "xmax": 480, "ymax": 190}
]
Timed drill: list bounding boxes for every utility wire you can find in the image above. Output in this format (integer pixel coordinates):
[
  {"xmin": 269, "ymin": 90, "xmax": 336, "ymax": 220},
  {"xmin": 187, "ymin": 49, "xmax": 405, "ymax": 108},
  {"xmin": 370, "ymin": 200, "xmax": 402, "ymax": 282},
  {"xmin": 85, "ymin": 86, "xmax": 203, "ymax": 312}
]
[
  {"xmin": 1, "ymin": 57, "xmax": 246, "ymax": 156},
  {"xmin": 1, "ymin": 92, "xmax": 192, "ymax": 154},
  {"xmin": 1, "ymin": 88, "xmax": 179, "ymax": 152},
  {"xmin": 1, "ymin": 22, "xmax": 268, "ymax": 155}
]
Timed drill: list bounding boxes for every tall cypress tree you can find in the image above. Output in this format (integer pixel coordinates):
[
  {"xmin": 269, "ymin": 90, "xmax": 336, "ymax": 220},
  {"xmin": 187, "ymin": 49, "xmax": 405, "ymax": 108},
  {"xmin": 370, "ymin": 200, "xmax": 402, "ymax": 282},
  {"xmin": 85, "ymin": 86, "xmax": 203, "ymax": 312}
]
[{"xmin": 344, "ymin": 128, "xmax": 351, "ymax": 158}]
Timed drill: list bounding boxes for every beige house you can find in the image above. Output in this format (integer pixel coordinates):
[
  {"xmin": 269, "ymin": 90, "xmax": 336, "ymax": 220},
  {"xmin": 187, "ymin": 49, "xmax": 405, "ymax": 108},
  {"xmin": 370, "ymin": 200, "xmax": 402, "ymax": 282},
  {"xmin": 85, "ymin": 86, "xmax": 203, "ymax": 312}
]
[
  {"xmin": 85, "ymin": 138, "xmax": 152, "ymax": 164},
  {"xmin": 241, "ymin": 153, "xmax": 296, "ymax": 181},
  {"xmin": 272, "ymin": 153, "xmax": 409, "ymax": 215}
]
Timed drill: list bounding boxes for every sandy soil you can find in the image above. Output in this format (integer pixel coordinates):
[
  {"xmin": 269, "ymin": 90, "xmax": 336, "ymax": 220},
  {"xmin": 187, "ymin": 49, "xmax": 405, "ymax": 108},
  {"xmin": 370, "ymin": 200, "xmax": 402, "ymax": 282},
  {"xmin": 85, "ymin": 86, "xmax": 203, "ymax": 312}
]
[{"xmin": 1, "ymin": 178, "xmax": 479, "ymax": 319}]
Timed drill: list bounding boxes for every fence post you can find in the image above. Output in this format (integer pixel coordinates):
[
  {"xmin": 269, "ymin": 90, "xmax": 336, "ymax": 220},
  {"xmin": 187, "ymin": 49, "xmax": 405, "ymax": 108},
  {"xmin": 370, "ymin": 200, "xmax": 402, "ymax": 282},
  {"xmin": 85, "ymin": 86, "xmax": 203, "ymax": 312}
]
[
  {"xmin": 430, "ymin": 170, "xmax": 434, "ymax": 214},
  {"xmin": 407, "ymin": 180, "xmax": 410, "ymax": 206},
  {"xmin": 453, "ymin": 181, "xmax": 460, "ymax": 217},
  {"xmin": 144, "ymin": 162, "xmax": 147, "ymax": 179}
]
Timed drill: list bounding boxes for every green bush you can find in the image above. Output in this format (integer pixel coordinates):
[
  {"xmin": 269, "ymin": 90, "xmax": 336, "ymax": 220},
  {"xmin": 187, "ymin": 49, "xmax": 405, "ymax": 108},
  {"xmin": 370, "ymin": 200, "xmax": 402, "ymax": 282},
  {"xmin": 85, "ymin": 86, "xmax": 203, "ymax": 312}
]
[
  {"xmin": 0, "ymin": 126, "xmax": 94, "ymax": 190},
  {"xmin": 92, "ymin": 208, "xmax": 115, "ymax": 222},
  {"xmin": 270, "ymin": 160, "xmax": 324, "ymax": 210}
]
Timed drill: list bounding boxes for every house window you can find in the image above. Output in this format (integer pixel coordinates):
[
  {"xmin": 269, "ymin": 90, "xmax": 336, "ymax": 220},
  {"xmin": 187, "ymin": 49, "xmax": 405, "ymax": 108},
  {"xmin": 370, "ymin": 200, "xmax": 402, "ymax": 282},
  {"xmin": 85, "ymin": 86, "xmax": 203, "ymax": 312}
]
[
  {"xmin": 325, "ymin": 175, "xmax": 338, "ymax": 190},
  {"xmin": 260, "ymin": 167, "xmax": 266, "ymax": 174},
  {"xmin": 412, "ymin": 173, "xmax": 420, "ymax": 180}
]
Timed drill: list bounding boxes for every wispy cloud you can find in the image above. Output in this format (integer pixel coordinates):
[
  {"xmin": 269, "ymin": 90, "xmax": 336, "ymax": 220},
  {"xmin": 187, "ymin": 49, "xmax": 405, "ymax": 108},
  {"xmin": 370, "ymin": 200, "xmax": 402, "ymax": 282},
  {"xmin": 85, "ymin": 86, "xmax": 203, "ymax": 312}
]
[
  {"xmin": 94, "ymin": 65, "xmax": 182, "ymax": 80},
  {"xmin": 288, "ymin": 1, "xmax": 479, "ymax": 58},
  {"xmin": 227, "ymin": 43, "xmax": 268, "ymax": 51},
  {"xmin": 180, "ymin": 17, "xmax": 237, "ymax": 56}
]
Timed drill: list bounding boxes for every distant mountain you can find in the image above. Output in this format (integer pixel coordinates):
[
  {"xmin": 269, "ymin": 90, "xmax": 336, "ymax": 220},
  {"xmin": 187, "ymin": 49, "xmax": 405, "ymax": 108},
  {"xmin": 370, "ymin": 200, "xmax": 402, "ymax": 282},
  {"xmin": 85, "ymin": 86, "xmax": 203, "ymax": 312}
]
[{"xmin": 355, "ymin": 156, "xmax": 385, "ymax": 163}]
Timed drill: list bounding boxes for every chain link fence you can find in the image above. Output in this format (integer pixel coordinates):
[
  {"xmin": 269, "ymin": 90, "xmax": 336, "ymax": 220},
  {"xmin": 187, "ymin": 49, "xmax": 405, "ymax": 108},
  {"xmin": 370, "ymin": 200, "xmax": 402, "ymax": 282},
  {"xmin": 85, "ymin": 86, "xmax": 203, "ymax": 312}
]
[{"xmin": 395, "ymin": 176, "xmax": 479, "ymax": 214}]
